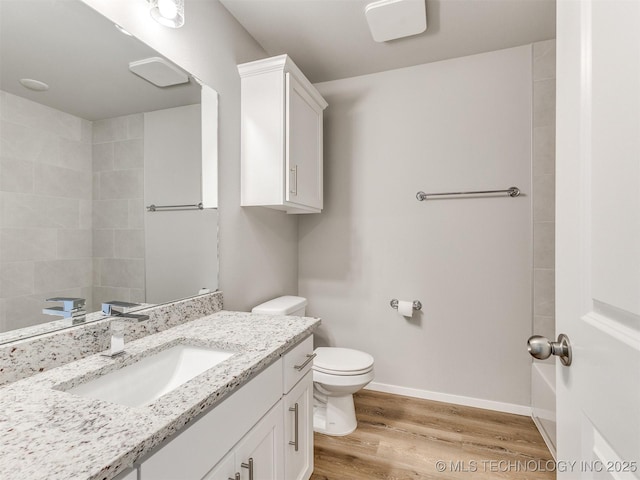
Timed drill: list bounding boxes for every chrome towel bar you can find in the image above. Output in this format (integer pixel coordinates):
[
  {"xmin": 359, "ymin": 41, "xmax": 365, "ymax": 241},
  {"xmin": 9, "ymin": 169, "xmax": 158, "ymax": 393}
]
[
  {"xmin": 146, "ymin": 202, "xmax": 204, "ymax": 212},
  {"xmin": 416, "ymin": 186, "xmax": 520, "ymax": 201}
]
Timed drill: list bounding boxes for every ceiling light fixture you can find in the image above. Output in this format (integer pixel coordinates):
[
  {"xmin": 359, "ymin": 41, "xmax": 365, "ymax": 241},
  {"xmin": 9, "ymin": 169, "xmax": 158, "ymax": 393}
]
[
  {"xmin": 365, "ymin": 0, "xmax": 427, "ymax": 42},
  {"xmin": 114, "ymin": 24, "xmax": 133, "ymax": 36},
  {"xmin": 148, "ymin": 0, "xmax": 184, "ymax": 28},
  {"xmin": 19, "ymin": 78, "xmax": 49, "ymax": 92}
]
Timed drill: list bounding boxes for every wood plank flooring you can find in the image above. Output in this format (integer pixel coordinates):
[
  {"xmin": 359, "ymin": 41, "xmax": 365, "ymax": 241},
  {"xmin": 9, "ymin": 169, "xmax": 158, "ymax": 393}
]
[{"xmin": 311, "ymin": 390, "xmax": 555, "ymax": 480}]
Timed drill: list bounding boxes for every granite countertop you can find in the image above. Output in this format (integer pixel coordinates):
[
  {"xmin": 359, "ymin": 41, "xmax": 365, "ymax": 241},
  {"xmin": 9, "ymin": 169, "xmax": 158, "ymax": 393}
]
[{"xmin": 0, "ymin": 311, "xmax": 320, "ymax": 480}]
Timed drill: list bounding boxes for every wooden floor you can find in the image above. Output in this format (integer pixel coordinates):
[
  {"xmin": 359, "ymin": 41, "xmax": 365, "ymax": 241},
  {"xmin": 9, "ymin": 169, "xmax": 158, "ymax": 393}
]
[{"xmin": 311, "ymin": 390, "xmax": 555, "ymax": 480}]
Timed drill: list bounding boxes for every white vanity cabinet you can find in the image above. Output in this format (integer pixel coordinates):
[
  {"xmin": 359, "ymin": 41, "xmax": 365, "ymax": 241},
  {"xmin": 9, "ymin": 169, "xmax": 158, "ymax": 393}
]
[
  {"xmin": 239, "ymin": 55, "xmax": 328, "ymax": 214},
  {"xmin": 113, "ymin": 468, "xmax": 137, "ymax": 480},
  {"xmin": 284, "ymin": 371, "xmax": 313, "ymax": 480},
  {"xmin": 136, "ymin": 334, "xmax": 315, "ymax": 480},
  {"xmin": 203, "ymin": 401, "xmax": 284, "ymax": 480}
]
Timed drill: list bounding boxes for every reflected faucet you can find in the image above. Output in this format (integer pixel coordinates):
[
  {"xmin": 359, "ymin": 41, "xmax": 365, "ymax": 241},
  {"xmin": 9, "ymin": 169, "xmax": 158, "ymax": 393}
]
[
  {"xmin": 101, "ymin": 301, "xmax": 150, "ymax": 358},
  {"xmin": 43, "ymin": 297, "xmax": 86, "ymax": 323}
]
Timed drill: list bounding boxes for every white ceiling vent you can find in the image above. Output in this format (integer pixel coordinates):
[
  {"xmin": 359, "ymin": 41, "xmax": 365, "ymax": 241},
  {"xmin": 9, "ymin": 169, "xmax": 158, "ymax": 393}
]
[
  {"xmin": 365, "ymin": 0, "xmax": 427, "ymax": 43},
  {"xmin": 128, "ymin": 57, "xmax": 189, "ymax": 87}
]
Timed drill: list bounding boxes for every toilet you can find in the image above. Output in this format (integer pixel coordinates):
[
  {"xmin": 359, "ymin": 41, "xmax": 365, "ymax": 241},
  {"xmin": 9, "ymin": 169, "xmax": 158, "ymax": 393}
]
[{"xmin": 252, "ymin": 296, "xmax": 375, "ymax": 436}]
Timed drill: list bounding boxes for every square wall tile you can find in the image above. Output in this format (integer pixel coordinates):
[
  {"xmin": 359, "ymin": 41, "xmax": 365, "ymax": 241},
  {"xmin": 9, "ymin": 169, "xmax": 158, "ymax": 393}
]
[
  {"xmin": 533, "ymin": 222, "xmax": 555, "ymax": 269},
  {"xmin": 533, "ymin": 39, "xmax": 556, "ymax": 81},
  {"xmin": 533, "ymin": 175, "xmax": 555, "ymax": 222},
  {"xmin": 534, "ymin": 268, "xmax": 555, "ymax": 317},
  {"xmin": 533, "ymin": 126, "xmax": 555, "ymax": 176},
  {"xmin": 533, "ymin": 78, "xmax": 556, "ymax": 128}
]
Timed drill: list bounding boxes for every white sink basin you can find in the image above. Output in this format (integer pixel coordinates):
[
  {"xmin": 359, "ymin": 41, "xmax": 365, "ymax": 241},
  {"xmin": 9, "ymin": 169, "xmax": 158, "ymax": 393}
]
[{"xmin": 67, "ymin": 344, "xmax": 234, "ymax": 407}]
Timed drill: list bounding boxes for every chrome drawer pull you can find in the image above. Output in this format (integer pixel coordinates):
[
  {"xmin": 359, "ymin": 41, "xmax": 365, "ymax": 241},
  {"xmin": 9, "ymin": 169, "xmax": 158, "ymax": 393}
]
[
  {"xmin": 293, "ymin": 353, "xmax": 316, "ymax": 371},
  {"xmin": 228, "ymin": 474, "xmax": 240, "ymax": 480},
  {"xmin": 289, "ymin": 403, "xmax": 299, "ymax": 451},
  {"xmin": 241, "ymin": 458, "xmax": 254, "ymax": 480}
]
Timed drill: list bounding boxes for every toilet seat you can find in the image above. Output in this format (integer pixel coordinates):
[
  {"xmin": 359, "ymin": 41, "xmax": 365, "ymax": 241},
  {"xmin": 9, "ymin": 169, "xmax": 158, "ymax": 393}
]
[{"xmin": 313, "ymin": 347, "xmax": 374, "ymax": 376}]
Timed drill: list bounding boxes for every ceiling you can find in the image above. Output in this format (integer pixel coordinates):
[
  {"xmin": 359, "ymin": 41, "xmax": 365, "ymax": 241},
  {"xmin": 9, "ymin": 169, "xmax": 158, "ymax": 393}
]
[
  {"xmin": 0, "ymin": 0, "xmax": 200, "ymax": 121},
  {"xmin": 220, "ymin": 0, "xmax": 556, "ymax": 84}
]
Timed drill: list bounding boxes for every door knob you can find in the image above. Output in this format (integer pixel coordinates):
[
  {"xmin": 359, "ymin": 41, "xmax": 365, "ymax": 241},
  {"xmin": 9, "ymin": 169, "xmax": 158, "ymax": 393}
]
[{"xmin": 527, "ymin": 333, "xmax": 572, "ymax": 366}]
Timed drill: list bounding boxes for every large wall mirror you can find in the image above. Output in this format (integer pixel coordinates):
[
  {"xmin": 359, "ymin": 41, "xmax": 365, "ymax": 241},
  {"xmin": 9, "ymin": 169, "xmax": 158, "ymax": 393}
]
[{"xmin": 0, "ymin": 0, "xmax": 219, "ymax": 344}]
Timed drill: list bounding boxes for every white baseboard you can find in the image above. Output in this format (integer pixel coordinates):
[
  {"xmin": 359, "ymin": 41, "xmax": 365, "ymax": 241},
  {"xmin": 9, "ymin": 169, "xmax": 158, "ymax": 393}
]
[
  {"xmin": 531, "ymin": 414, "xmax": 557, "ymax": 460},
  {"xmin": 364, "ymin": 382, "xmax": 532, "ymax": 416}
]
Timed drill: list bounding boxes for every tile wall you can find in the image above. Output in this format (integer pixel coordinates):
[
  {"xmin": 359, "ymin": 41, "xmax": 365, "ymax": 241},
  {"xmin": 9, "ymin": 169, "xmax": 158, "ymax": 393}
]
[
  {"xmin": 92, "ymin": 114, "xmax": 146, "ymax": 308},
  {"xmin": 532, "ymin": 39, "xmax": 556, "ymax": 350},
  {"xmin": 0, "ymin": 92, "xmax": 93, "ymax": 331},
  {"xmin": 0, "ymin": 92, "xmax": 147, "ymax": 331}
]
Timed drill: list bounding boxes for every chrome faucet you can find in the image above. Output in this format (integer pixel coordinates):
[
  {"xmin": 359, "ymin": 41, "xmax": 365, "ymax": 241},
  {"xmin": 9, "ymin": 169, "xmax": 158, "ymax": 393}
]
[
  {"xmin": 101, "ymin": 301, "xmax": 150, "ymax": 358},
  {"xmin": 43, "ymin": 297, "xmax": 86, "ymax": 323}
]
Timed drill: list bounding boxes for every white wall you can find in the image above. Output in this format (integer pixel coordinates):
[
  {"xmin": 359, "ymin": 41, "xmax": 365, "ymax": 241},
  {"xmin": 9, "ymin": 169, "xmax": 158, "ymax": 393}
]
[
  {"xmin": 299, "ymin": 46, "xmax": 533, "ymax": 410},
  {"xmin": 82, "ymin": 0, "xmax": 299, "ymax": 311},
  {"xmin": 144, "ymin": 104, "xmax": 218, "ymax": 303}
]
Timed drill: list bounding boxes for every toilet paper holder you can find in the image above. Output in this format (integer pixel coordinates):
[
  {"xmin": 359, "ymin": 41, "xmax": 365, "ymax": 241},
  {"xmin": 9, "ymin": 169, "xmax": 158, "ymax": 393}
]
[{"xmin": 390, "ymin": 299, "xmax": 422, "ymax": 311}]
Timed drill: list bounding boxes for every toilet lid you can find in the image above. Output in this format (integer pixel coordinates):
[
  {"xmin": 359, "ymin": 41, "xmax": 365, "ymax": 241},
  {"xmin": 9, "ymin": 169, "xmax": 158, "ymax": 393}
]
[{"xmin": 313, "ymin": 347, "xmax": 374, "ymax": 375}]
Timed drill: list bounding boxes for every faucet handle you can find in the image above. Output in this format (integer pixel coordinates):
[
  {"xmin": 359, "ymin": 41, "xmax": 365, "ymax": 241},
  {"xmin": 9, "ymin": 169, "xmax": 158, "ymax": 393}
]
[
  {"xmin": 101, "ymin": 300, "xmax": 140, "ymax": 315},
  {"xmin": 45, "ymin": 297, "xmax": 86, "ymax": 311},
  {"xmin": 43, "ymin": 297, "xmax": 86, "ymax": 319}
]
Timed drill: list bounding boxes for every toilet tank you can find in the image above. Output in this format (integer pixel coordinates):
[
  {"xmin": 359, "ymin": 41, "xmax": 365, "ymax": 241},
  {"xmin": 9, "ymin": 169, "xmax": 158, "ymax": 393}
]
[{"xmin": 251, "ymin": 296, "xmax": 307, "ymax": 316}]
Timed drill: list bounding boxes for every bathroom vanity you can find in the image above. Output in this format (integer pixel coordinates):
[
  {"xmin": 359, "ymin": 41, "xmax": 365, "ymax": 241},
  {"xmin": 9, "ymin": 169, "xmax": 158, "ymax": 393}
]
[{"xmin": 0, "ymin": 297, "xmax": 319, "ymax": 480}]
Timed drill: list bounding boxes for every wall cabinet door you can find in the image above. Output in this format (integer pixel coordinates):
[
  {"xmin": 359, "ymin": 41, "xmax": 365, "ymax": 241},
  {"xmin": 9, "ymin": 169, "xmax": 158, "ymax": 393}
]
[
  {"xmin": 284, "ymin": 371, "xmax": 313, "ymax": 480},
  {"xmin": 285, "ymin": 73, "xmax": 323, "ymax": 211}
]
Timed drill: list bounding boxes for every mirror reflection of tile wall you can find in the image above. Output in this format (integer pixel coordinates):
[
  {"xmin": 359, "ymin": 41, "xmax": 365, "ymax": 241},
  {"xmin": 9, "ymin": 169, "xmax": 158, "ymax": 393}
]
[
  {"xmin": 0, "ymin": 92, "xmax": 150, "ymax": 332},
  {"xmin": 92, "ymin": 114, "xmax": 146, "ymax": 309},
  {"xmin": 0, "ymin": 91, "xmax": 93, "ymax": 331}
]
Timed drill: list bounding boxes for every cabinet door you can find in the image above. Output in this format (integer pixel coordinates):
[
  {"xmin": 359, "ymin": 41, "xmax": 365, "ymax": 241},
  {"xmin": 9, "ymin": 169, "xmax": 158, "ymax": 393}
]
[
  {"xmin": 284, "ymin": 371, "xmax": 313, "ymax": 480},
  {"xmin": 114, "ymin": 468, "xmax": 138, "ymax": 480},
  {"xmin": 202, "ymin": 451, "xmax": 238, "ymax": 480},
  {"xmin": 234, "ymin": 401, "xmax": 284, "ymax": 480},
  {"xmin": 285, "ymin": 72, "xmax": 323, "ymax": 211}
]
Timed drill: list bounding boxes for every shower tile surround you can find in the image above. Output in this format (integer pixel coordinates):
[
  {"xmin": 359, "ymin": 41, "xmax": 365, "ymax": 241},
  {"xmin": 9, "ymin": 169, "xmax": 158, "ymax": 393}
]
[
  {"xmin": 0, "ymin": 91, "xmax": 93, "ymax": 331},
  {"xmin": 92, "ymin": 114, "xmax": 146, "ymax": 309},
  {"xmin": 0, "ymin": 292, "xmax": 320, "ymax": 480},
  {"xmin": 0, "ymin": 91, "xmax": 147, "ymax": 333},
  {"xmin": 532, "ymin": 39, "xmax": 556, "ymax": 351},
  {"xmin": 0, "ymin": 291, "xmax": 223, "ymax": 386}
]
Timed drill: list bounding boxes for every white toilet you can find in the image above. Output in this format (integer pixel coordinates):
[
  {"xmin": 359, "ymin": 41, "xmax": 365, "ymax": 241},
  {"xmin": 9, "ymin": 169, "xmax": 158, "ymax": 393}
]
[{"xmin": 252, "ymin": 296, "xmax": 375, "ymax": 437}]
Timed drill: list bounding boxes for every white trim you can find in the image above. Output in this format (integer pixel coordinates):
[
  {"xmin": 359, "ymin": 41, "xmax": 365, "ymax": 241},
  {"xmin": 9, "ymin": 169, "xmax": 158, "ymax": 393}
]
[
  {"xmin": 238, "ymin": 54, "xmax": 328, "ymax": 109},
  {"xmin": 364, "ymin": 382, "xmax": 532, "ymax": 416},
  {"xmin": 531, "ymin": 414, "xmax": 557, "ymax": 461}
]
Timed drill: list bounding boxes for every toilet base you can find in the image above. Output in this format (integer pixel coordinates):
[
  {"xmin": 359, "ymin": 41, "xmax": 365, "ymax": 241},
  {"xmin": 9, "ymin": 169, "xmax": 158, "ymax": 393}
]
[{"xmin": 313, "ymin": 391, "xmax": 357, "ymax": 436}]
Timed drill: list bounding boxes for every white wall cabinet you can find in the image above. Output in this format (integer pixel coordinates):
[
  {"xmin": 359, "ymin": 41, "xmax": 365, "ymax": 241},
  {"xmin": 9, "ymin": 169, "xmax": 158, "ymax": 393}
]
[
  {"xmin": 239, "ymin": 55, "xmax": 328, "ymax": 214},
  {"xmin": 136, "ymin": 335, "xmax": 315, "ymax": 480}
]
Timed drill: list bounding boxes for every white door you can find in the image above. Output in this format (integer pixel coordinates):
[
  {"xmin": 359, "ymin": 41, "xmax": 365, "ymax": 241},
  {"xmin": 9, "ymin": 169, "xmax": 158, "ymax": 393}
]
[{"xmin": 556, "ymin": 0, "xmax": 640, "ymax": 477}]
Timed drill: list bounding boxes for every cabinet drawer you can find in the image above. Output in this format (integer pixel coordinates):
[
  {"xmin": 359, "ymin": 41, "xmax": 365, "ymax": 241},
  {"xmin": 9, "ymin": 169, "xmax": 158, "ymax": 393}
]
[
  {"xmin": 139, "ymin": 358, "xmax": 283, "ymax": 480},
  {"xmin": 283, "ymin": 335, "xmax": 314, "ymax": 393}
]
